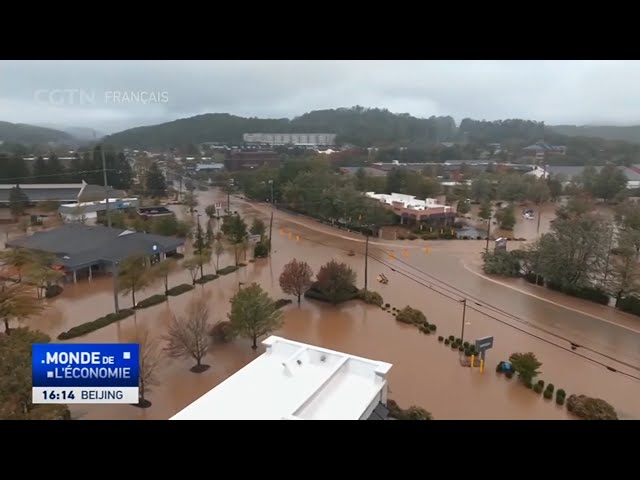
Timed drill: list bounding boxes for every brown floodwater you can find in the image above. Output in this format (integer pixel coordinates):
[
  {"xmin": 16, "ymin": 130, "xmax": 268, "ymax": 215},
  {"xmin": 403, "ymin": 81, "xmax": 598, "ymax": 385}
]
[{"xmin": 14, "ymin": 188, "xmax": 640, "ymax": 420}]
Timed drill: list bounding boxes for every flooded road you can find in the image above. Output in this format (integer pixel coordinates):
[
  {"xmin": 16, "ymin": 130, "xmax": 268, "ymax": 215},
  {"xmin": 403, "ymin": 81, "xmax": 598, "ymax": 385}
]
[{"xmin": 19, "ymin": 188, "xmax": 640, "ymax": 420}]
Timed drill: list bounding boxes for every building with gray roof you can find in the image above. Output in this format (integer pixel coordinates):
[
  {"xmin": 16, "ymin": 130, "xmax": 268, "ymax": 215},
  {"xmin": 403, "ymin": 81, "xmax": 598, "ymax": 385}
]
[{"xmin": 5, "ymin": 224, "xmax": 184, "ymax": 283}]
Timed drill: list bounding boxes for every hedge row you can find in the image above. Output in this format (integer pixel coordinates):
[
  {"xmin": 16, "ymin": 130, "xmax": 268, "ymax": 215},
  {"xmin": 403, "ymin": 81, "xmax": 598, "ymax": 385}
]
[
  {"xmin": 546, "ymin": 281, "xmax": 609, "ymax": 305},
  {"xmin": 136, "ymin": 294, "xmax": 167, "ymax": 308},
  {"xmin": 357, "ymin": 289, "xmax": 384, "ymax": 307},
  {"xmin": 195, "ymin": 274, "xmax": 219, "ymax": 284},
  {"xmin": 167, "ymin": 284, "xmax": 195, "ymax": 296},
  {"xmin": 617, "ymin": 295, "xmax": 640, "ymax": 316},
  {"xmin": 217, "ymin": 265, "xmax": 239, "ymax": 275},
  {"xmin": 58, "ymin": 309, "xmax": 135, "ymax": 340}
]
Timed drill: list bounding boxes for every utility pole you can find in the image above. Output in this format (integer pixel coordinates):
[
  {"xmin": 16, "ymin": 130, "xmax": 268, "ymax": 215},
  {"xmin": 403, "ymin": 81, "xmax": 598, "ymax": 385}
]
[
  {"xmin": 227, "ymin": 180, "xmax": 231, "ymax": 213},
  {"xmin": 268, "ymin": 180, "xmax": 274, "ymax": 254},
  {"xmin": 485, "ymin": 217, "xmax": 491, "ymax": 253},
  {"xmin": 112, "ymin": 261, "xmax": 120, "ymax": 314},
  {"xmin": 101, "ymin": 145, "xmax": 111, "ymax": 228},
  {"xmin": 460, "ymin": 298, "xmax": 467, "ymax": 342},
  {"xmin": 364, "ymin": 230, "xmax": 370, "ymax": 291},
  {"xmin": 196, "ymin": 214, "xmax": 204, "ymax": 279}
]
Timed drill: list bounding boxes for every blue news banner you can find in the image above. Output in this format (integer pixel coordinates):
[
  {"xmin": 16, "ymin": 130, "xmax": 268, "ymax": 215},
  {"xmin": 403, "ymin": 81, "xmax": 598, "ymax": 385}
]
[{"xmin": 32, "ymin": 344, "xmax": 139, "ymax": 404}]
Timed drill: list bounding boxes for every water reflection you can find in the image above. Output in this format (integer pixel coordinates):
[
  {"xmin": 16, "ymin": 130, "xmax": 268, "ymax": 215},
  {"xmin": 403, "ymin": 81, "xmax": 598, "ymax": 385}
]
[{"xmin": 20, "ymin": 187, "xmax": 640, "ymax": 420}]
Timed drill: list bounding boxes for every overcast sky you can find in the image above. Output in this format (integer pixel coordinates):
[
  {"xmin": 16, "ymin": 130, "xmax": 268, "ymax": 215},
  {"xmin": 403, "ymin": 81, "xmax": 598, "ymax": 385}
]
[{"xmin": 1, "ymin": 60, "xmax": 639, "ymax": 134}]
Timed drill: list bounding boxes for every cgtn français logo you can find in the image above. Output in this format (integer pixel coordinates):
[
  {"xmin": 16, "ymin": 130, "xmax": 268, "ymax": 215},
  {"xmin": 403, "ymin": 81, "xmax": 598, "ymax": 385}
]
[
  {"xmin": 32, "ymin": 343, "xmax": 140, "ymax": 404},
  {"xmin": 33, "ymin": 89, "xmax": 169, "ymax": 106}
]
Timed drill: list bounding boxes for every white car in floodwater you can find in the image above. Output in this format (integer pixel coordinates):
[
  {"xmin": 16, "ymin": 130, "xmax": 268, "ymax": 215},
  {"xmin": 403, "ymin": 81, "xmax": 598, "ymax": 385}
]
[{"xmin": 523, "ymin": 209, "xmax": 535, "ymax": 220}]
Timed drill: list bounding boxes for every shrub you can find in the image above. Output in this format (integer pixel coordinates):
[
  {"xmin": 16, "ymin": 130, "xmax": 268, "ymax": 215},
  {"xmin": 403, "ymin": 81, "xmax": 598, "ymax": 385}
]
[
  {"xmin": 455, "ymin": 338, "xmax": 462, "ymax": 344},
  {"xmin": 58, "ymin": 309, "xmax": 135, "ymax": 340},
  {"xmin": 357, "ymin": 289, "xmax": 384, "ymax": 307},
  {"xmin": 444, "ymin": 339, "xmax": 450, "ymax": 345},
  {"xmin": 525, "ymin": 381, "xmax": 533, "ymax": 389},
  {"xmin": 274, "ymin": 298, "xmax": 293, "ymax": 310},
  {"xmin": 385, "ymin": 303, "xmax": 391, "ymax": 308},
  {"xmin": 617, "ymin": 295, "xmax": 640, "ymax": 316},
  {"xmin": 450, "ymin": 342, "xmax": 457, "ymax": 349},
  {"xmin": 449, "ymin": 335, "xmax": 455, "ymax": 341},
  {"xmin": 557, "ymin": 389, "xmax": 566, "ymax": 398},
  {"xmin": 566, "ymin": 395, "xmax": 618, "ymax": 420},
  {"xmin": 546, "ymin": 384, "xmax": 555, "ymax": 393},
  {"xmin": 496, "ymin": 361, "xmax": 504, "ymax": 373},
  {"xmin": 458, "ymin": 346, "xmax": 464, "ymax": 352},
  {"xmin": 217, "ymin": 265, "xmax": 239, "ymax": 275},
  {"xmin": 254, "ymin": 242, "xmax": 269, "ymax": 258},
  {"xmin": 429, "ymin": 324, "xmax": 436, "ymax": 332},
  {"xmin": 543, "ymin": 390, "xmax": 553, "ymax": 399},
  {"xmin": 419, "ymin": 325, "xmax": 431, "ymax": 334},
  {"xmin": 482, "ymin": 249, "xmax": 522, "ymax": 277},
  {"xmin": 209, "ymin": 321, "xmax": 236, "ymax": 343},
  {"xmin": 547, "ymin": 281, "xmax": 609, "ymax": 305},
  {"xmin": 533, "ymin": 384, "xmax": 543, "ymax": 394},
  {"xmin": 238, "ymin": 263, "xmax": 247, "ymax": 267},
  {"xmin": 463, "ymin": 341, "xmax": 469, "ymax": 349},
  {"xmin": 505, "ymin": 371, "xmax": 513, "ymax": 379},
  {"xmin": 388, "ymin": 400, "xmax": 433, "ymax": 420},
  {"xmin": 195, "ymin": 274, "xmax": 219, "ymax": 285},
  {"xmin": 396, "ymin": 306, "xmax": 427, "ymax": 325},
  {"xmin": 438, "ymin": 336, "xmax": 444, "ymax": 342},
  {"xmin": 469, "ymin": 345, "xmax": 476, "ymax": 354},
  {"xmin": 537, "ymin": 379, "xmax": 545, "ymax": 389},
  {"xmin": 397, "ymin": 235, "xmax": 406, "ymax": 240},
  {"xmin": 166, "ymin": 283, "xmax": 195, "ymax": 296},
  {"xmin": 407, "ymin": 234, "xmax": 418, "ymax": 240},
  {"xmin": 45, "ymin": 285, "xmax": 64, "ymax": 298},
  {"xmin": 392, "ymin": 313, "xmax": 396, "ymax": 316},
  {"xmin": 464, "ymin": 350, "xmax": 471, "ymax": 357},
  {"xmin": 136, "ymin": 294, "xmax": 167, "ymax": 308},
  {"xmin": 556, "ymin": 396, "xmax": 565, "ymax": 405}
]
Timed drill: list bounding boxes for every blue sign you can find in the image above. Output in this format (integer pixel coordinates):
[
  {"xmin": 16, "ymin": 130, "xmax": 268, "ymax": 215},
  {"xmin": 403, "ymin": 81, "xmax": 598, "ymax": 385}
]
[{"xmin": 32, "ymin": 344, "xmax": 140, "ymax": 404}]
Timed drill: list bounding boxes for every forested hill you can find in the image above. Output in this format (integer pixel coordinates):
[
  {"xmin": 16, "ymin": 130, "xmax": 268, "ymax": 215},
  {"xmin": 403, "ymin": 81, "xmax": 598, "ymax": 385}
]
[
  {"xmin": 103, "ymin": 107, "xmax": 459, "ymax": 149},
  {"xmin": 550, "ymin": 125, "xmax": 640, "ymax": 144},
  {"xmin": 0, "ymin": 121, "xmax": 74, "ymax": 145}
]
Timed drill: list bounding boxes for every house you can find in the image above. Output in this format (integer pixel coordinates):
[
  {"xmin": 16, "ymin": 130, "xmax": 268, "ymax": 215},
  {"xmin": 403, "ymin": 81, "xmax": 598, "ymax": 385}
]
[
  {"xmin": 170, "ymin": 335, "xmax": 393, "ymax": 420},
  {"xmin": 5, "ymin": 223, "xmax": 184, "ymax": 283},
  {"xmin": 522, "ymin": 141, "xmax": 567, "ymax": 160}
]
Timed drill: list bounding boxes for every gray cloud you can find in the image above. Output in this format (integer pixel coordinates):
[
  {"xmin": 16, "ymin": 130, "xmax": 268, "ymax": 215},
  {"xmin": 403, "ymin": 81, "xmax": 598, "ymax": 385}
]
[{"xmin": 1, "ymin": 60, "xmax": 640, "ymax": 134}]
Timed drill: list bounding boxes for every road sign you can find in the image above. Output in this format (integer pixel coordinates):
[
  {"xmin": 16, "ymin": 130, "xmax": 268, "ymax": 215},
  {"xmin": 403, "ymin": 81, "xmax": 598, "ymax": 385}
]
[{"xmin": 475, "ymin": 336, "xmax": 494, "ymax": 352}]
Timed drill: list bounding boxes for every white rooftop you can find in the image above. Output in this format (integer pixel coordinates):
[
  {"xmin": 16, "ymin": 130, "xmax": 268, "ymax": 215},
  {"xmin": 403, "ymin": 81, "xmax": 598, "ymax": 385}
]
[
  {"xmin": 365, "ymin": 191, "xmax": 447, "ymax": 210},
  {"xmin": 170, "ymin": 336, "xmax": 393, "ymax": 420}
]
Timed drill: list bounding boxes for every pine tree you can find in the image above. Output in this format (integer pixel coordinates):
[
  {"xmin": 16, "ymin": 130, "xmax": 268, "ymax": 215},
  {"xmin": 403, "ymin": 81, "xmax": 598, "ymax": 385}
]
[{"xmin": 145, "ymin": 162, "xmax": 167, "ymax": 198}]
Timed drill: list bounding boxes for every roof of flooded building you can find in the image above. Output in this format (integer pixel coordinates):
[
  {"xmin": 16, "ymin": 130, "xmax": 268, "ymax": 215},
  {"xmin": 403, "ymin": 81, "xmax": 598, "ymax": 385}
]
[
  {"xmin": 170, "ymin": 336, "xmax": 393, "ymax": 420},
  {"xmin": 6, "ymin": 224, "xmax": 184, "ymax": 269}
]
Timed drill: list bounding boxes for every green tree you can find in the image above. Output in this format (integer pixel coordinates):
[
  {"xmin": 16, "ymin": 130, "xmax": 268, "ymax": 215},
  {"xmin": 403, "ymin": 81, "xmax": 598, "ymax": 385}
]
[
  {"xmin": 0, "ymin": 328, "xmax": 70, "ymax": 419},
  {"xmin": 496, "ymin": 205, "xmax": 516, "ymax": 230},
  {"xmin": 315, "ymin": 260, "xmax": 357, "ymax": 304},
  {"xmin": 509, "ymin": 352, "xmax": 542, "ymax": 384},
  {"xmin": 478, "ymin": 199, "xmax": 492, "ymax": 220},
  {"xmin": 213, "ymin": 240, "xmax": 225, "ymax": 274},
  {"xmin": 228, "ymin": 283, "xmax": 283, "ymax": 349},
  {"xmin": 25, "ymin": 264, "xmax": 64, "ymax": 299},
  {"xmin": 250, "ymin": 218, "xmax": 266, "ymax": 238},
  {"xmin": 471, "ymin": 176, "xmax": 492, "ymax": 201},
  {"xmin": 526, "ymin": 179, "xmax": 551, "ymax": 205},
  {"xmin": 9, "ymin": 185, "xmax": 29, "ymax": 218},
  {"xmin": 151, "ymin": 259, "xmax": 177, "ymax": 295},
  {"xmin": 222, "ymin": 214, "xmax": 248, "ymax": 244},
  {"xmin": 183, "ymin": 191, "xmax": 198, "ymax": 214},
  {"xmin": 145, "ymin": 162, "xmax": 167, "ymax": 198},
  {"xmin": 386, "ymin": 167, "xmax": 408, "ymax": 193},
  {"xmin": 0, "ymin": 281, "xmax": 46, "ymax": 334},
  {"xmin": 547, "ymin": 178, "xmax": 563, "ymax": 200},
  {"xmin": 593, "ymin": 164, "xmax": 628, "ymax": 201},
  {"xmin": 32, "ymin": 156, "xmax": 48, "ymax": 182},
  {"xmin": 609, "ymin": 231, "xmax": 640, "ymax": 306},
  {"xmin": 0, "ymin": 248, "xmax": 35, "ymax": 282},
  {"xmin": 456, "ymin": 199, "xmax": 470, "ymax": 216},
  {"xmin": 118, "ymin": 255, "xmax": 151, "ymax": 308},
  {"xmin": 279, "ymin": 259, "xmax": 314, "ymax": 304}
]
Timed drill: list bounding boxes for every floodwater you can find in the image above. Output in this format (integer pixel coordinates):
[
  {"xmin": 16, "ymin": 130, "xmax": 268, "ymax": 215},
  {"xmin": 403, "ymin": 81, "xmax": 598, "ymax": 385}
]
[{"xmin": 14, "ymin": 189, "xmax": 640, "ymax": 420}]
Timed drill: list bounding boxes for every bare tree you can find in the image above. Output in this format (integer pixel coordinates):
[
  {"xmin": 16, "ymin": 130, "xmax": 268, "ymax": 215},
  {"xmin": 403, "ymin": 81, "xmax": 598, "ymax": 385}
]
[
  {"xmin": 164, "ymin": 294, "xmax": 213, "ymax": 373},
  {"xmin": 279, "ymin": 259, "xmax": 313, "ymax": 304},
  {"xmin": 133, "ymin": 327, "xmax": 163, "ymax": 408},
  {"xmin": 213, "ymin": 240, "xmax": 225, "ymax": 273},
  {"xmin": 183, "ymin": 257, "xmax": 200, "ymax": 285},
  {"xmin": 0, "ymin": 281, "xmax": 46, "ymax": 334}
]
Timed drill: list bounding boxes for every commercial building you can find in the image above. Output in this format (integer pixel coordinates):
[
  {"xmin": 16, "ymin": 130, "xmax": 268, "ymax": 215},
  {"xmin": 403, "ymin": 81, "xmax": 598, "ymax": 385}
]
[
  {"xmin": 0, "ymin": 180, "xmax": 128, "ymax": 206},
  {"xmin": 243, "ymin": 133, "xmax": 336, "ymax": 147},
  {"xmin": 224, "ymin": 151, "xmax": 280, "ymax": 171},
  {"xmin": 5, "ymin": 224, "xmax": 184, "ymax": 283},
  {"xmin": 365, "ymin": 191, "xmax": 454, "ymax": 225},
  {"xmin": 58, "ymin": 197, "xmax": 139, "ymax": 224},
  {"xmin": 170, "ymin": 336, "xmax": 393, "ymax": 420}
]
